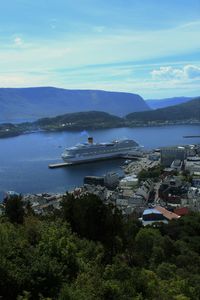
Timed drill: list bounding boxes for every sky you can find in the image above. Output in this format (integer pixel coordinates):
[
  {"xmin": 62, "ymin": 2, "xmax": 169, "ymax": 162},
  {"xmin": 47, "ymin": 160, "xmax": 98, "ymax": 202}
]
[{"xmin": 0, "ymin": 0, "xmax": 200, "ymax": 98}]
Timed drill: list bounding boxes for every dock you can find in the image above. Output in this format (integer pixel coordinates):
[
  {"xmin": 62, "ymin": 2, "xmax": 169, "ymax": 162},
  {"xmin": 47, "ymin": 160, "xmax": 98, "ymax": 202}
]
[
  {"xmin": 183, "ymin": 135, "xmax": 200, "ymax": 138},
  {"xmin": 121, "ymin": 155, "xmax": 142, "ymax": 159},
  {"xmin": 48, "ymin": 162, "xmax": 72, "ymax": 169},
  {"xmin": 48, "ymin": 154, "xmax": 142, "ymax": 169}
]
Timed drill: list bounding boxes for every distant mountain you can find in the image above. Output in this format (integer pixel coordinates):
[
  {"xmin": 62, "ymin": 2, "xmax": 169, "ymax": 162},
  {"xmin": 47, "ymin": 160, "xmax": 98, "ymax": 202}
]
[
  {"xmin": 126, "ymin": 97, "xmax": 200, "ymax": 123},
  {"xmin": 0, "ymin": 111, "xmax": 125, "ymax": 138},
  {"xmin": 0, "ymin": 87, "xmax": 150, "ymax": 123},
  {"xmin": 1, "ymin": 99, "xmax": 200, "ymax": 138},
  {"xmin": 146, "ymin": 97, "xmax": 193, "ymax": 109}
]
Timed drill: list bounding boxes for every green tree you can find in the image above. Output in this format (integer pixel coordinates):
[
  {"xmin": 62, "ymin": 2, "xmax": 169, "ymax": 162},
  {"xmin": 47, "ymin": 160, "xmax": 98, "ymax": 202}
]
[
  {"xmin": 135, "ymin": 228, "xmax": 162, "ymax": 266},
  {"xmin": 5, "ymin": 195, "xmax": 25, "ymax": 224},
  {"xmin": 61, "ymin": 193, "xmax": 124, "ymax": 255}
]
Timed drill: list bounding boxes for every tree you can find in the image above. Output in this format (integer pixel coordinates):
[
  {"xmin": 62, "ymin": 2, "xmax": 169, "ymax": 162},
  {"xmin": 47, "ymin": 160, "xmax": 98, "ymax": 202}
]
[
  {"xmin": 135, "ymin": 228, "xmax": 162, "ymax": 266},
  {"xmin": 61, "ymin": 193, "xmax": 124, "ymax": 248},
  {"xmin": 5, "ymin": 195, "xmax": 24, "ymax": 224}
]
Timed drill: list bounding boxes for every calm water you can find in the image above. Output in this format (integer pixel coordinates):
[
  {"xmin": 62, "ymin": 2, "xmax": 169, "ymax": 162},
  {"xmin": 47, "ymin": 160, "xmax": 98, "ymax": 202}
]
[{"xmin": 0, "ymin": 125, "xmax": 200, "ymax": 200}]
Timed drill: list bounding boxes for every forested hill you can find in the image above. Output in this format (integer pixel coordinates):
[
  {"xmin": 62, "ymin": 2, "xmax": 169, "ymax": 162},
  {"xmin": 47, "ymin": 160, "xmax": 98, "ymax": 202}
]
[
  {"xmin": 35, "ymin": 111, "xmax": 124, "ymax": 129},
  {"xmin": 1, "ymin": 98, "xmax": 200, "ymax": 138},
  {"xmin": 126, "ymin": 97, "xmax": 200, "ymax": 123},
  {"xmin": 0, "ymin": 87, "xmax": 150, "ymax": 122},
  {"xmin": 0, "ymin": 111, "xmax": 125, "ymax": 138},
  {"xmin": 146, "ymin": 96, "xmax": 193, "ymax": 109}
]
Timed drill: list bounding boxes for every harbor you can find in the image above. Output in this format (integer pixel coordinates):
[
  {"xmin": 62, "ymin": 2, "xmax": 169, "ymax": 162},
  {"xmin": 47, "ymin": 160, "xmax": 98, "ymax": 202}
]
[
  {"xmin": 0, "ymin": 124, "xmax": 200, "ymax": 199},
  {"xmin": 2, "ymin": 142, "xmax": 200, "ymax": 217}
]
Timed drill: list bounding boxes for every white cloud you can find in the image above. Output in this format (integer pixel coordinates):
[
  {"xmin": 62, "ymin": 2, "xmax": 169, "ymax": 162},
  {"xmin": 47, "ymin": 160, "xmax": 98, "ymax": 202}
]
[
  {"xmin": 0, "ymin": 74, "xmax": 26, "ymax": 86},
  {"xmin": 0, "ymin": 71, "xmax": 54, "ymax": 87},
  {"xmin": 151, "ymin": 65, "xmax": 200, "ymax": 80},
  {"xmin": 0, "ymin": 20, "xmax": 199, "ymax": 98},
  {"xmin": 179, "ymin": 20, "xmax": 200, "ymax": 29},
  {"xmin": 184, "ymin": 65, "xmax": 200, "ymax": 79},
  {"xmin": 14, "ymin": 37, "xmax": 23, "ymax": 46},
  {"xmin": 1, "ymin": 19, "xmax": 199, "ymax": 73}
]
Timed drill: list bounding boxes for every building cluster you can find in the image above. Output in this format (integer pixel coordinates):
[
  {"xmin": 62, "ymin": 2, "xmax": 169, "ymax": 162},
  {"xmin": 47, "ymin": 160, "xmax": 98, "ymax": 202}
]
[
  {"xmin": 2, "ymin": 144, "xmax": 200, "ymax": 223},
  {"xmin": 78, "ymin": 144, "xmax": 200, "ymax": 224},
  {"xmin": 161, "ymin": 144, "xmax": 200, "ymax": 175},
  {"xmin": 2, "ymin": 191, "xmax": 63, "ymax": 215}
]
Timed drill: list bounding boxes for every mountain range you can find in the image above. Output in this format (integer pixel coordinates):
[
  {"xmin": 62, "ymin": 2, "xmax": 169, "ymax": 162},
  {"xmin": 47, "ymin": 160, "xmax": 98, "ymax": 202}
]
[
  {"xmin": 126, "ymin": 97, "xmax": 200, "ymax": 123},
  {"xmin": 36, "ymin": 97, "xmax": 200, "ymax": 128},
  {"xmin": 0, "ymin": 87, "xmax": 150, "ymax": 123},
  {"xmin": 146, "ymin": 96, "xmax": 193, "ymax": 109},
  {"xmin": 0, "ymin": 97, "xmax": 199, "ymax": 138}
]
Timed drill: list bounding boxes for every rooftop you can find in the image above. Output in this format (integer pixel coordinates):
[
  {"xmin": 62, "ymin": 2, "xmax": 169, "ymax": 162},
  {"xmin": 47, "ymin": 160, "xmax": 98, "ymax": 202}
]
[
  {"xmin": 143, "ymin": 208, "xmax": 162, "ymax": 215},
  {"xmin": 155, "ymin": 206, "xmax": 180, "ymax": 220}
]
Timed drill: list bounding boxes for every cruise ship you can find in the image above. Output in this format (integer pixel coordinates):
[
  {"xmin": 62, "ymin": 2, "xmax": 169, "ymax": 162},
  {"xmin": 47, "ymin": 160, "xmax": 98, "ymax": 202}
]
[{"xmin": 61, "ymin": 137, "xmax": 141, "ymax": 164}]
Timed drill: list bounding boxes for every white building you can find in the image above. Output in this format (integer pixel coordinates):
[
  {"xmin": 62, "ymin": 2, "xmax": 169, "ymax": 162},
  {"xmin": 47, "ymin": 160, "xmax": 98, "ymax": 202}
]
[{"xmin": 119, "ymin": 175, "xmax": 138, "ymax": 188}]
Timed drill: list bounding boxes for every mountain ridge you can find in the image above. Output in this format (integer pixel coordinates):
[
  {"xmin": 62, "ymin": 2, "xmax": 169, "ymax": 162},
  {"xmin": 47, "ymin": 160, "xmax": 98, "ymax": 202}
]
[
  {"xmin": 0, "ymin": 98, "xmax": 199, "ymax": 138},
  {"xmin": 0, "ymin": 87, "xmax": 150, "ymax": 122},
  {"xmin": 126, "ymin": 97, "xmax": 200, "ymax": 123},
  {"xmin": 146, "ymin": 96, "xmax": 194, "ymax": 109}
]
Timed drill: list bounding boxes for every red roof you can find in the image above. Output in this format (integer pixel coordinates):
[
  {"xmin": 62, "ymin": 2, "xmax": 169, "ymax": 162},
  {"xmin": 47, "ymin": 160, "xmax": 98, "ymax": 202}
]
[
  {"xmin": 155, "ymin": 206, "xmax": 180, "ymax": 220},
  {"xmin": 174, "ymin": 207, "xmax": 189, "ymax": 216}
]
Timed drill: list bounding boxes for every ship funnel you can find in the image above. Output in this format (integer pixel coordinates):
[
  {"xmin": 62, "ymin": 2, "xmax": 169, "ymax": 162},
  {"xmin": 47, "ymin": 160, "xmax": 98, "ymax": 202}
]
[{"xmin": 88, "ymin": 137, "xmax": 93, "ymax": 144}]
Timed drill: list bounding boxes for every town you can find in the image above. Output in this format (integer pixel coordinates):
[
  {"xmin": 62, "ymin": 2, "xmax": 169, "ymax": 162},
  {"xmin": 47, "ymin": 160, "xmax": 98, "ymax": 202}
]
[{"xmin": 2, "ymin": 143, "xmax": 200, "ymax": 226}]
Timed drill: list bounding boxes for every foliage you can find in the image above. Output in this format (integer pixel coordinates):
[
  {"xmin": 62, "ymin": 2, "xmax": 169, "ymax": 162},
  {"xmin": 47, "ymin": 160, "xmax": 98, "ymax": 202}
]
[
  {"xmin": 138, "ymin": 165, "xmax": 164, "ymax": 182},
  {"xmin": 1, "ymin": 193, "xmax": 200, "ymax": 299},
  {"xmin": 126, "ymin": 98, "xmax": 200, "ymax": 122},
  {"xmin": 5, "ymin": 195, "xmax": 25, "ymax": 224},
  {"xmin": 61, "ymin": 193, "xmax": 125, "ymax": 259}
]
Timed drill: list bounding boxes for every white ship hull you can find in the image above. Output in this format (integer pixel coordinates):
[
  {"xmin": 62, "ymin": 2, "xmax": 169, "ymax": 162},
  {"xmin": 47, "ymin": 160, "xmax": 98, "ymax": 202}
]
[
  {"xmin": 62, "ymin": 151, "xmax": 133, "ymax": 164},
  {"xmin": 61, "ymin": 138, "xmax": 141, "ymax": 165}
]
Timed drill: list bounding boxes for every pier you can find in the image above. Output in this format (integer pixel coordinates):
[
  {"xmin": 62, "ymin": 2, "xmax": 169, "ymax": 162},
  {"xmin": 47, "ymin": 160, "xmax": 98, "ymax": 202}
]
[
  {"xmin": 48, "ymin": 155, "xmax": 141, "ymax": 169},
  {"xmin": 121, "ymin": 155, "xmax": 142, "ymax": 159},
  {"xmin": 183, "ymin": 135, "xmax": 200, "ymax": 138},
  {"xmin": 48, "ymin": 162, "xmax": 72, "ymax": 169}
]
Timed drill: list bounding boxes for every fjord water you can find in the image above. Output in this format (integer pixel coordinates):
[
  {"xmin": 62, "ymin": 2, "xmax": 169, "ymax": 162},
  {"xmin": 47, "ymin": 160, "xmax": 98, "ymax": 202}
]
[{"xmin": 0, "ymin": 125, "xmax": 199, "ymax": 200}]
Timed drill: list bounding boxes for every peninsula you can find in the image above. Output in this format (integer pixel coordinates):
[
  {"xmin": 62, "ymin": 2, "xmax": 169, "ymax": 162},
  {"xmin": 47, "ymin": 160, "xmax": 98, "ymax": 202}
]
[{"xmin": 0, "ymin": 97, "xmax": 199, "ymax": 138}]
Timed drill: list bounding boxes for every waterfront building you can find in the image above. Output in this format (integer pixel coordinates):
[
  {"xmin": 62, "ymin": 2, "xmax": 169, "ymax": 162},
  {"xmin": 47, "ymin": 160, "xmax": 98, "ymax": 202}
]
[
  {"xmin": 104, "ymin": 172, "xmax": 119, "ymax": 188},
  {"xmin": 185, "ymin": 156, "xmax": 200, "ymax": 174},
  {"xmin": 84, "ymin": 176, "xmax": 105, "ymax": 186},
  {"xmin": 119, "ymin": 175, "xmax": 138, "ymax": 188},
  {"xmin": 161, "ymin": 146, "xmax": 186, "ymax": 167},
  {"xmin": 170, "ymin": 159, "xmax": 183, "ymax": 171}
]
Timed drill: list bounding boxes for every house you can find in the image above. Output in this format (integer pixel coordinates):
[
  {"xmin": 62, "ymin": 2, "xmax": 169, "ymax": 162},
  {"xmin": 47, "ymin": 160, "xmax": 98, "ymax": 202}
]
[
  {"xmin": 141, "ymin": 205, "xmax": 180, "ymax": 226},
  {"xmin": 174, "ymin": 207, "xmax": 189, "ymax": 216},
  {"xmin": 155, "ymin": 206, "xmax": 180, "ymax": 221}
]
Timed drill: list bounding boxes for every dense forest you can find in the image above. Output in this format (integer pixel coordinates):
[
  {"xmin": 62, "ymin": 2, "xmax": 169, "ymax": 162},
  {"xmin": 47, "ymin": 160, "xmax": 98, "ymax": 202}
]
[
  {"xmin": 126, "ymin": 98, "xmax": 200, "ymax": 123},
  {"xmin": 35, "ymin": 111, "xmax": 124, "ymax": 130},
  {"xmin": 1, "ymin": 193, "xmax": 200, "ymax": 300}
]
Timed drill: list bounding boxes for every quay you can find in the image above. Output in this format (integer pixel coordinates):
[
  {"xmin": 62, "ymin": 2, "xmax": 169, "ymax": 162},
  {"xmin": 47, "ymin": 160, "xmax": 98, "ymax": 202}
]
[
  {"xmin": 183, "ymin": 135, "xmax": 200, "ymax": 138},
  {"xmin": 121, "ymin": 154, "xmax": 142, "ymax": 159},
  {"xmin": 48, "ymin": 162, "xmax": 72, "ymax": 168},
  {"xmin": 49, "ymin": 154, "xmax": 142, "ymax": 169}
]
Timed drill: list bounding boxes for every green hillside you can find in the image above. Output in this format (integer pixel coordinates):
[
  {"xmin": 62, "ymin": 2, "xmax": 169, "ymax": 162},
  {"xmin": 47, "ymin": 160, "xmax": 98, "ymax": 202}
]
[
  {"xmin": 126, "ymin": 98, "xmax": 200, "ymax": 123},
  {"xmin": 0, "ymin": 99, "xmax": 200, "ymax": 138},
  {"xmin": 35, "ymin": 111, "xmax": 124, "ymax": 130},
  {"xmin": 1, "ymin": 193, "xmax": 200, "ymax": 299}
]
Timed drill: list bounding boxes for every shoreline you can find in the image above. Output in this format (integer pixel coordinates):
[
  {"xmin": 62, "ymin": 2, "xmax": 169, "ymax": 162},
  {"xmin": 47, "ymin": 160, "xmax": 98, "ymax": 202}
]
[{"xmin": 0, "ymin": 121, "xmax": 200, "ymax": 139}]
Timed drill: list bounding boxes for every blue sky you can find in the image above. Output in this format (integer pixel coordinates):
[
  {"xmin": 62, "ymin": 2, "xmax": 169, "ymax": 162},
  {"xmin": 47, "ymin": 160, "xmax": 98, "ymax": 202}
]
[{"xmin": 0, "ymin": 0, "xmax": 200, "ymax": 98}]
